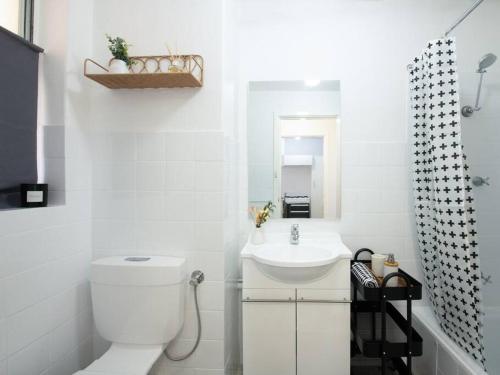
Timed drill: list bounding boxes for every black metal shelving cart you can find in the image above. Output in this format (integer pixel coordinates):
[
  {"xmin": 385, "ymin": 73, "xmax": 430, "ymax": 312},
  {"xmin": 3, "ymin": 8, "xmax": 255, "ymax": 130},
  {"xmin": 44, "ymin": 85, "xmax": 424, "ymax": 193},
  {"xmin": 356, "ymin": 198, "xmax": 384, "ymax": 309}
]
[{"xmin": 351, "ymin": 248, "xmax": 423, "ymax": 375}]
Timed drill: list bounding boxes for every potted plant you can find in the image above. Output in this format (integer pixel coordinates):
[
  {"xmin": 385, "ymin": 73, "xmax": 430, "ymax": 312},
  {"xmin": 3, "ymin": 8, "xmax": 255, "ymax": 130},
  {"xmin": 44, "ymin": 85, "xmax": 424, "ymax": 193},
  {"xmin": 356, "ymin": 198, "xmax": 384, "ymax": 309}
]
[
  {"xmin": 106, "ymin": 35, "xmax": 133, "ymax": 74},
  {"xmin": 249, "ymin": 201, "xmax": 275, "ymax": 245}
]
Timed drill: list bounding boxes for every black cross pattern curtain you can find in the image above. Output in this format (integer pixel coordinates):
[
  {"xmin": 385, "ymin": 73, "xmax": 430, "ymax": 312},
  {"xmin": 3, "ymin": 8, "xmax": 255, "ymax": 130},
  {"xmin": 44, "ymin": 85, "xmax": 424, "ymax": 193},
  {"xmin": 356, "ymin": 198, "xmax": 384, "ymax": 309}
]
[{"xmin": 409, "ymin": 37, "xmax": 485, "ymax": 368}]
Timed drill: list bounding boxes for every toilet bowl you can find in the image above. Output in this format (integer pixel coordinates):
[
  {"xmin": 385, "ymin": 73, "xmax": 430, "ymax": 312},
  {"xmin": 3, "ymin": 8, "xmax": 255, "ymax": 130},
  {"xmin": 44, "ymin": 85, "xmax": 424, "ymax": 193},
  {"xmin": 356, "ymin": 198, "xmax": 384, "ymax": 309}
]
[{"xmin": 74, "ymin": 256, "xmax": 186, "ymax": 375}]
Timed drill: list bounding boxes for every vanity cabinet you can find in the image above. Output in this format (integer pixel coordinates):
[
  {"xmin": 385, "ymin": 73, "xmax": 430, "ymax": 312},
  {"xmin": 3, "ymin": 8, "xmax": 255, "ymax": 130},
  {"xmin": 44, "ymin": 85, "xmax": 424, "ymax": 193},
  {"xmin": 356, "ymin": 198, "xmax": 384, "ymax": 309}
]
[
  {"xmin": 242, "ymin": 288, "xmax": 350, "ymax": 375},
  {"xmin": 242, "ymin": 289, "xmax": 296, "ymax": 375},
  {"xmin": 241, "ymin": 230, "xmax": 352, "ymax": 375},
  {"xmin": 296, "ymin": 289, "xmax": 350, "ymax": 375}
]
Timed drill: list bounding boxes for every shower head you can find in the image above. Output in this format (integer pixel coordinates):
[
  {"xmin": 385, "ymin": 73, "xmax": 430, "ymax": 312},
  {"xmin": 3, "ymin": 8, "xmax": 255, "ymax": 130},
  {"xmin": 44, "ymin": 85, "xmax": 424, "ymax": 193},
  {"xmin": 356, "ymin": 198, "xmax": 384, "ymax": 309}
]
[
  {"xmin": 463, "ymin": 53, "xmax": 498, "ymax": 117},
  {"xmin": 477, "ymin": 53, "xmax": 497, "ymax": 73}
]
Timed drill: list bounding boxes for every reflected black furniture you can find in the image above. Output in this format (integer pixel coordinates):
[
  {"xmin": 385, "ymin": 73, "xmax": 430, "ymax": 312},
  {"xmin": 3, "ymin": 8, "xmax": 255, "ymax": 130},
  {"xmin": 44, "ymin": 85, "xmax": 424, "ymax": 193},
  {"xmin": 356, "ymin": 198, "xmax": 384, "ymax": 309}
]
[{"xmin": 282, "ymin": 195, "xmax": 311, "ymax": 218}]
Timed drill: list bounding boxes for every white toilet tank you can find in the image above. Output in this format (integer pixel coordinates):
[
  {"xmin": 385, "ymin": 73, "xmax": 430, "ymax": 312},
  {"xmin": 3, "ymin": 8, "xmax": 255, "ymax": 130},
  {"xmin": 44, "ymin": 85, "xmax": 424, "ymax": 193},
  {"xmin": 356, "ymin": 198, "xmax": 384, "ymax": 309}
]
[{"xmin": 91, "ymin": 256, "xmax": 186, "ymax": 345}]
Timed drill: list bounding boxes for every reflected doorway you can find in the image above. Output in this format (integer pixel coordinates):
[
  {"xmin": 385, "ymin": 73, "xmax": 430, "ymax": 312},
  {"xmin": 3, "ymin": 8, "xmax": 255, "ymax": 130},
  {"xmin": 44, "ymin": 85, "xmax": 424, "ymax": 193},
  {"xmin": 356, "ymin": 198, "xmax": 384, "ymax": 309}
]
[
  {"xmin": 281, "ymin": 136, "xmax": 324, "ymax": 218},
  {"xmin": 274, "ymin": 116, "xmax": 340, "ymax": 219}
]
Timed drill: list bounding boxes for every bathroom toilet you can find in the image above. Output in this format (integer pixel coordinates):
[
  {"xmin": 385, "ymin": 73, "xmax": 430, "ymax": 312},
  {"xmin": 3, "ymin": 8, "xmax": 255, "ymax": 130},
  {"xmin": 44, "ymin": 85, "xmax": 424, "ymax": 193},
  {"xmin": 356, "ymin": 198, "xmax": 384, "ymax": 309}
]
[{"xmin": 74, "ymin": 256, "xmax": 186, "ymax": 375}]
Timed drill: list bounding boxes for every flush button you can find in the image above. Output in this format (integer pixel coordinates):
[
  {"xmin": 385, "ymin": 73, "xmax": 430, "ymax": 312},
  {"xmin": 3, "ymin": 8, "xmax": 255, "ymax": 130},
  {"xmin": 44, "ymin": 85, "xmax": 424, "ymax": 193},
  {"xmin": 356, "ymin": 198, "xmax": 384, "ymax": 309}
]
[{"xmin": 124, "ymin": 257, "xmax": 151, "ymax": 262}]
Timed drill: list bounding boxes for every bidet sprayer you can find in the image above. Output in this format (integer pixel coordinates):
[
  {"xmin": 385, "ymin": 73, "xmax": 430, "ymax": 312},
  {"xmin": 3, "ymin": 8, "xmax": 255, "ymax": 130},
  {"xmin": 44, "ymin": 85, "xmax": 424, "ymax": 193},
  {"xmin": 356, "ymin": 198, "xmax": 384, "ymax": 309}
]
[{"xmin": 190, "ymin": 270, "xmax": 205, "ymax": 286}]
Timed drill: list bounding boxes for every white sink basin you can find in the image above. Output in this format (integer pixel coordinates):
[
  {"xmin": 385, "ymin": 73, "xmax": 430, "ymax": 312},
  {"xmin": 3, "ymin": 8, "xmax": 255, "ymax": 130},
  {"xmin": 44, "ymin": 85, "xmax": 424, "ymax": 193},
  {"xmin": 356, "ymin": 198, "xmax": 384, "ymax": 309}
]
[
  {"xmin": 241, "ymin": 232, "xmax": 351, "ymax": 283},
  {"xmin": 251, "ymin": 244, "xmax": 339, "ymax": 268}
]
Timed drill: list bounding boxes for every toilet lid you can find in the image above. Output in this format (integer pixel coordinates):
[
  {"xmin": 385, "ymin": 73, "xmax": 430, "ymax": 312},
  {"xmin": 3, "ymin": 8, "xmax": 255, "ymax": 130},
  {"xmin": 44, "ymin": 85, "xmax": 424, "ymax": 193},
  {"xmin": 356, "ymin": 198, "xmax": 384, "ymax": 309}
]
[{"xmin": 73, "ymin": 343, "xmax": 164, "ymax": 375}]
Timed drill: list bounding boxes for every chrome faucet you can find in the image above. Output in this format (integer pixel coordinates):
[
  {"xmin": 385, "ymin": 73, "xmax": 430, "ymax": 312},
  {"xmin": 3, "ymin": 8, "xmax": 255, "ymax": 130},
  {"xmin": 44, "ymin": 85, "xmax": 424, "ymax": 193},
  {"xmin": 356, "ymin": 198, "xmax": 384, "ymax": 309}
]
[{"xmin": 290, "ymin": 224, "xmax": 300, "ymax": 245}]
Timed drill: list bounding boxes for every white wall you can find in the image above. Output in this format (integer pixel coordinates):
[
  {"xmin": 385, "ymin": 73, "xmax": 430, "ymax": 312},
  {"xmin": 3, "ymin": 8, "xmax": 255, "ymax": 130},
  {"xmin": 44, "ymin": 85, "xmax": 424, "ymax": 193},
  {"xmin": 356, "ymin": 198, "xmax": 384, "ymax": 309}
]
[
  {"xmin": 311, "ymin": 156, "xmax": 324, "ymax": 218},
  {"xmin": 460, "ymin": 50, "xmax": 500, "ymax": 312},
  {"xmin": 282, "ymin": 166, "xmax": 312, "ymax": 196},
  {"xmin": 284, "ymin": 137, "xmax": 323, "ymax": 156},
  {"xmin": 456, "ymin": 5, "xmax": 500, "ymax": 367},
  {"xmin": 222, "ymin": 1, "xmax": 242, "ymax": 374},
  {"xmin": 1, "ymin": 1, "xmax": 243, "ymax": 373},
  {"xmin": 236, "ymin": 0, "xmax": 500, "ymax": 291},
  {"xmin": 88, "ymin": 1, "xmax": 229, "ymax": 374},
  {"xmin": 2, "ymin": 1, "xmax": 499, "ymax": 374},
  {"xmin": 0, "ymin": 0, "xmax": 95, "ymax": 373}
]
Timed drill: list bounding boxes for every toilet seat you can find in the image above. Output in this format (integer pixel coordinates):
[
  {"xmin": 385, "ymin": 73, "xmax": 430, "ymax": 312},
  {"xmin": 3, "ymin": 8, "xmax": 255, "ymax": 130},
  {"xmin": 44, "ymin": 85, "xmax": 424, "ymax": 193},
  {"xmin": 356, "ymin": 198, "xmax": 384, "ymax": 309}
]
[{"xmin": 74, "ymin": 343, "xmax": 164, "ymax": 375}]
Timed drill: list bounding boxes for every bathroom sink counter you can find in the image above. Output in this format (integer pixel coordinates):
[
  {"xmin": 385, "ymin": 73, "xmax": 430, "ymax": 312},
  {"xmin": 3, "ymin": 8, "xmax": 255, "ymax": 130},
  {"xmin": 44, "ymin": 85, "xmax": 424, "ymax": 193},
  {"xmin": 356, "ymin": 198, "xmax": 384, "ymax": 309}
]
[
  {"xmin": 241, "ymin": 220, "xmax": 352, "ymax": 375},
  {"xmin": 241, "ymin": 219, "xmax": 352, "ymax": 287},
  {"xmin": 241, "ymin": 232, "xmax": 351, "ymax": 268}
]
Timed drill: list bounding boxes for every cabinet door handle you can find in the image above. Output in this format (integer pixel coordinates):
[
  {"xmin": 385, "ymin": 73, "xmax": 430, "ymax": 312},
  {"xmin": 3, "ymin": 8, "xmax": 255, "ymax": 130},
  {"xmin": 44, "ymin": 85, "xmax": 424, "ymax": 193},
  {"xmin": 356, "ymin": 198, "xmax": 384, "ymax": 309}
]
[
  {"xmin": 297, "ymin": 298, "xmax": 351, "ymax": 304},
  {"xmin": 242, "ymin": 298, "xmax": 352, "ymax": 303},
  {"xmin": 242, "ymin": 297, "xmax": 294, "ymax": 303}
]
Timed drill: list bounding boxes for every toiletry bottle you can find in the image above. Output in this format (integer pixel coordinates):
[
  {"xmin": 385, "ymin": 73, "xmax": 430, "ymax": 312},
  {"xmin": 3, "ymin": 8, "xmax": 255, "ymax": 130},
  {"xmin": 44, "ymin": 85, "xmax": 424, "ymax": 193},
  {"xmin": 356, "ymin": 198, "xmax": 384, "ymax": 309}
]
[
  {"xmin": 383, "ymin": 253, "xmax": 399, "ymax": 287},
  {"xmin": 371, "ymin": 253, "xmax": 386, "ymax": 278}
]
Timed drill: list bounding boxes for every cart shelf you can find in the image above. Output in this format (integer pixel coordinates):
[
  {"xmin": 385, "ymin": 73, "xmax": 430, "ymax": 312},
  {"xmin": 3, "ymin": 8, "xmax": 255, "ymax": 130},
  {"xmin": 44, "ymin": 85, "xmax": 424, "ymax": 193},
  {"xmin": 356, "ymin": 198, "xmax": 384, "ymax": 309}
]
[
  {"xmin": 351, "ymin": 268, "xmax": 422, "ymax": 301},
  {"xmin": 351, "ymin": 248, "xmax": 423, "ymax": 375},
  {"xmin": 352, "ymin": 301, "xmax": 423, "ymax": 358}
]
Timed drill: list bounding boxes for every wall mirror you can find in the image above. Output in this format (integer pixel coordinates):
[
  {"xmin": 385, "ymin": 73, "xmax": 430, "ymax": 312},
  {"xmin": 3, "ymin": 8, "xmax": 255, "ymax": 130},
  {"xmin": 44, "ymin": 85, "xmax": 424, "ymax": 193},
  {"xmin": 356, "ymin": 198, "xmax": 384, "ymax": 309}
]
[{"xmin": 247, "ymin": 80, "xmax": 341, "ymax": 219}]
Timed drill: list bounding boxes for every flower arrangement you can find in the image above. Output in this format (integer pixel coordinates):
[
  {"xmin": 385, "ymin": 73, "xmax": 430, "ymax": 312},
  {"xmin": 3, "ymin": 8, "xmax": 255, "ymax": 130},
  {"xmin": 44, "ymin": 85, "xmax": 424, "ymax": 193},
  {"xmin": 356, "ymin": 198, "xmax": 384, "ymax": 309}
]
[
  {"xmin": 166, "ymin": 43, "xmax": 185, "ymax": 72},
  {"xmin": 106, "ymin": 35, "xmax": 133, "ymax": 67},
  {"xmin": 249, "ymin": 201, "xmax": 276, "ymax": 228}
]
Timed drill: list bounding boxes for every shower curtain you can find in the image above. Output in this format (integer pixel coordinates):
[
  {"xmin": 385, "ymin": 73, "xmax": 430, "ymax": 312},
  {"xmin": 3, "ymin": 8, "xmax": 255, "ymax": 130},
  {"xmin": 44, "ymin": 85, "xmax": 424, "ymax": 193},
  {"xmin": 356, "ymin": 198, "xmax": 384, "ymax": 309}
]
[{"xmin": 409, "ymin": 37, "xmax": 485, "ymax": 368}]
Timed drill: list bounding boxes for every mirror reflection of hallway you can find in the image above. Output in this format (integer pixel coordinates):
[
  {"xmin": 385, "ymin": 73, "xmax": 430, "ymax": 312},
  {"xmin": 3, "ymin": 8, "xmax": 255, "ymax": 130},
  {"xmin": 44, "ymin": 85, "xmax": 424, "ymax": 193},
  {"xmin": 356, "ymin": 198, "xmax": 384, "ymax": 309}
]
[
  {"xmin": 275, "ymin": 117, "xmax": 339, "ymax": 219},
  {"xmin": 281, "ymin": 136, "xmax": 323, "ymax": 218},
  {"xmin": 247, "ymin": 80, "xmax": 341, "ymax": 220}
]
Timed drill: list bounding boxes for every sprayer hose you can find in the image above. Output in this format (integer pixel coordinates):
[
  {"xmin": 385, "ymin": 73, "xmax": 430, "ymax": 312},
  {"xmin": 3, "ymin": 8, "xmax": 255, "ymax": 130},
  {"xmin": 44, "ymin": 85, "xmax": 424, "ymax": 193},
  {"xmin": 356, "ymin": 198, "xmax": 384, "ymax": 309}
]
[{"xmin": 164, "ymin": 285, "xmax": 202, "ymax": 361}]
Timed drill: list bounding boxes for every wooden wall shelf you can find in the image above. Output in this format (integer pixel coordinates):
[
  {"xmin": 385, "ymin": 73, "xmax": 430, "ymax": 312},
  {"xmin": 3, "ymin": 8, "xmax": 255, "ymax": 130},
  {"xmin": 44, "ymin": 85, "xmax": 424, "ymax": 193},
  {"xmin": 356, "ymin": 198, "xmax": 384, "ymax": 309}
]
[{"xmin": 84, "ymin": 55, "xmax": 203, "ymax": 89}]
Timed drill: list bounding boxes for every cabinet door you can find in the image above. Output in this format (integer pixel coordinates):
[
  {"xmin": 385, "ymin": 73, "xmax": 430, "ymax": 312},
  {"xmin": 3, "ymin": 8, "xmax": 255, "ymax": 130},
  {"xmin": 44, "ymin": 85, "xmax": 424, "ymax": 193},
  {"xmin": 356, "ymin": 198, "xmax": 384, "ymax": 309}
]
[
  {"xmin": 297, "ymin": 289, "xmax": 350, "ymax": 375},
  {"xmin": 242, "ymin": 289, "xmax": 296, "ymax": 375}
]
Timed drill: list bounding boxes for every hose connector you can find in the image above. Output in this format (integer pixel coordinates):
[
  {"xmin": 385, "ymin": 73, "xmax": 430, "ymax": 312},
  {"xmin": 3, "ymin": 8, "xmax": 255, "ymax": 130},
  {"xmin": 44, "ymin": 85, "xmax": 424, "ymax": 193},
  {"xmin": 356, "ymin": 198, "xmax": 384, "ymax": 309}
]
[{"xmin": 190, "ymin": 270, "xmax": 205, "ymax": 286}]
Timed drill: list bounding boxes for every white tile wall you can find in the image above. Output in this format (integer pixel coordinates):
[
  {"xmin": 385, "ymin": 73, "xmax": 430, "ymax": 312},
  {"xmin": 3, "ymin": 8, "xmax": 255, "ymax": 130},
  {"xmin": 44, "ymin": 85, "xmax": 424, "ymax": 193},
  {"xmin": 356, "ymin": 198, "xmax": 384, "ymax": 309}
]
[
  {"xmin": 89, "ymin": 14, "xmax": 229, "ymax": 360},
  {"xmin": 165, "ymin": 162, "xmax": 196, "ymax": 191},
  {"xmin": 222, "ymin": 2, "xmax": 243, "ymax": 365},
  {"xmin": 136, "ymin": 162, "xmax": 165, "ymax": 191},
  {"xmin": 0, "ymin": 0, "xmax": 96, "ymax": 374},
  {"xmin": 137, "ymin": 133, "xmax": 166, "ymax": 161},
  {"xmin": 4, "ymin": 1, "xmax": 497, "ymax": 375},
  {"xmin": 0, "ymin": 202, "xmax": 93, "ymax": 374},
  {"xmin": 93, "ymin": 132, "xmax": 228, "ymax": 369},
  {"xmin": 234, "ymin": 0, "xmax": 500, "ymax": 372},
  {"xmin": 165, "ymin": 133, "xmax": 195, "ymax": 161},
  {"xmin": 460, "ymin": 70, "xmax": 500, "ymax": 374},
  {"xmin": 461, "ymin": 79, "xmax": 500, "ymax": 312},
  {"xmin": 236, "ymin": 0, "xmax": 460, "ymax": 286},
  {"xmin": 411, "ymin": 312, "xmax": 485, "ymax": 375},
  {"xmin": 91, "ymin": 129, "xmax": 227, "ymax": 374},
  {"xmin": 195, "ymin": 133, "xmax": 225, "ymax": 162},
  {"xmin": 7, "ymin": 0, "xmax": 235, "ymax": 374},
  {"xmin": 89, "ymin": 3, "xmax": 237, "ymax": 373}
]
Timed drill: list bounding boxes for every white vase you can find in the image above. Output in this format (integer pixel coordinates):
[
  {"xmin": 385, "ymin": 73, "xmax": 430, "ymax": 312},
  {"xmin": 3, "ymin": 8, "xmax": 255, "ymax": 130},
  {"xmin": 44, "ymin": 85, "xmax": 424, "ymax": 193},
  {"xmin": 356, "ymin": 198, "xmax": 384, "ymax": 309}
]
[
  {"xmin": 251, "ymin": 226, "xmax": 265, "ymax": 245},
  {"xmin": 109, "ymin": 59, "xmax": 129, "ymax": 74}
]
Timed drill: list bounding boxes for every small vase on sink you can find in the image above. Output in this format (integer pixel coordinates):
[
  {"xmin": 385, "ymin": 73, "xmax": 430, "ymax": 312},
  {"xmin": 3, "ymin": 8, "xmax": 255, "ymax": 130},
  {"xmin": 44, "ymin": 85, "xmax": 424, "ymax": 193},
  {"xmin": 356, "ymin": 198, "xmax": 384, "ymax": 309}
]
[
  {"xmin": 251, "ymin": 226, "xmax": 265, "ymax": 245},
  {"xmin": 249, "ymin": 201, "xmax": 275, "ymax": 245}
]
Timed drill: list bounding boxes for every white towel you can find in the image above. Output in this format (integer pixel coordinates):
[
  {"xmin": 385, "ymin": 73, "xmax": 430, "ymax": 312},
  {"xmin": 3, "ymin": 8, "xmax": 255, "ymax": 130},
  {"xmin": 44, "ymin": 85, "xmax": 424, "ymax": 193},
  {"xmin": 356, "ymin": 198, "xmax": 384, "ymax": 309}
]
[{"xmin": 352, "ymin": 262, "xmax": 379, "ymax": 288}]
